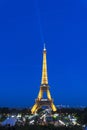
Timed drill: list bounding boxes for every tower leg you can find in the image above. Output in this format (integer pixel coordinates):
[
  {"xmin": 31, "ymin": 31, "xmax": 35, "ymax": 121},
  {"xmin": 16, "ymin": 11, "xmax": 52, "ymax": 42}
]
[
  {"xmin": 47, "ymin": 90, "xmax": 57, "ymax": 112},
  {"xmin": 38, "ymin": 89, "xmax": 43, "ymax": 100},
  {"xmin": 51, "ymin": 103, "xmax": 57, "ymax": 112},
  {"xmin": 47, "ymin": 90, "xmax": 52, "ymax": 100},
  {"xmin": 31, "ymin": 103, "xmax": 38, "ymax": 114}
]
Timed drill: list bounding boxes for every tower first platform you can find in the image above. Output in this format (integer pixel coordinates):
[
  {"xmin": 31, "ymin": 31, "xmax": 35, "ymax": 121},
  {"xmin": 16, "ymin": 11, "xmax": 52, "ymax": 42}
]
[{"xmin": 31, "ymin": 45, "xmax": 57, "ymax": 114}]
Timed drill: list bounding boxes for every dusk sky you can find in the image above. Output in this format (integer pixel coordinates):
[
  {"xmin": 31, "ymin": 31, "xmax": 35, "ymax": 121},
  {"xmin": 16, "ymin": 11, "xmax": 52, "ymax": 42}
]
[{"xmin": 0, "ymin": 0, "xmax": 87, "ymax": 108}]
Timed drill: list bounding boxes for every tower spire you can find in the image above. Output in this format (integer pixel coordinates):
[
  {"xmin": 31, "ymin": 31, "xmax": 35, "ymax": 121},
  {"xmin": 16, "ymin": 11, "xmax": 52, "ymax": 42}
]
[{"xmin": 41, "ymin": 44, "xmax": 48, "ymax": 84}]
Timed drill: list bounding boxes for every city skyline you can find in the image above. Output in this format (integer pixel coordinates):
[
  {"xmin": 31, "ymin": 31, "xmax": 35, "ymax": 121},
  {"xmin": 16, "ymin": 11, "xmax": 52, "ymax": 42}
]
[{"xmin": 0, "ymin": 0, "xmax": 87, "ymax": 107}]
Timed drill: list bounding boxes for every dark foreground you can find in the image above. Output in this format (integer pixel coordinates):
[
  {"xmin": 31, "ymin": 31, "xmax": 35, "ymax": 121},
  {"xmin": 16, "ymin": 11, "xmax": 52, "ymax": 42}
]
[{"xmin": 0, "ymin": 125, "xmax": 82, "ymax": 130}]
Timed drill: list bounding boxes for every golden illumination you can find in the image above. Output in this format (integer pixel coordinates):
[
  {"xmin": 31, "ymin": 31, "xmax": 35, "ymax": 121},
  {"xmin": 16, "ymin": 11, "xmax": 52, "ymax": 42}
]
[
  {"xmin": 31, "ymin": 45, "xmax": 57, "ymax": 114},
  {"xmin": 41, "ymin": 50, "xmax": 48, "ymax": 84}
]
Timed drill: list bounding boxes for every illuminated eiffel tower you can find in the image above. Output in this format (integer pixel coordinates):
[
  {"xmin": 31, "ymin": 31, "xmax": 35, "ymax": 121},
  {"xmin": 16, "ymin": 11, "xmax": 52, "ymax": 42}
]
[{"xmin": 31, "ymin": 45, "xmax": 57, "ymax": 114}]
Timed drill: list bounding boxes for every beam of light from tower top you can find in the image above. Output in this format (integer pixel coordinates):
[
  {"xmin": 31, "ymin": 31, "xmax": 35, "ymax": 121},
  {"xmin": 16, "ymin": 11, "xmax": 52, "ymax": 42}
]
[
  {"xmin": 34, "ymin": 0, "xmax": 45, "ymax": 44},
  {"xmin": 44, "ymin": 43, "xmax": 46, "ymax": 51}
]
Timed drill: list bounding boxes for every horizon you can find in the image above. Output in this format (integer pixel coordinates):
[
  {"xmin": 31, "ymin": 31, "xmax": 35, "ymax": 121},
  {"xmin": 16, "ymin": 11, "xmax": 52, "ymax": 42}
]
[{"xmin": 0, "ymin": 104, "xmax": 86, "ymax": 109}]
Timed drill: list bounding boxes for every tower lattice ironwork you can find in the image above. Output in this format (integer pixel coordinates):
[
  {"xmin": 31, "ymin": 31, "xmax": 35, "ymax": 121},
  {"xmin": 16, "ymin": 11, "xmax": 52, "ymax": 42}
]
[{"xmin": 31, "ymin": 45, "xmax": 57, "ymax": 114}]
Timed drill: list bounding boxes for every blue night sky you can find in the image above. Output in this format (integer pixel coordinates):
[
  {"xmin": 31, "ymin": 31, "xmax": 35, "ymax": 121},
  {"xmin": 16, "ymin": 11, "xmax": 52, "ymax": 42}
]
[{"xmin": 0, "ymin": 0, "xmax": 87, "ymax": 108}]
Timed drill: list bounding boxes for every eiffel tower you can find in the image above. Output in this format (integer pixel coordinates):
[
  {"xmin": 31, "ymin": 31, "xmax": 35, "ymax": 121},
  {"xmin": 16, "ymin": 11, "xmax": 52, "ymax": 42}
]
[{"xmin": 31, "ymin": 45, "xmax": 57, "ymax": 114}]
